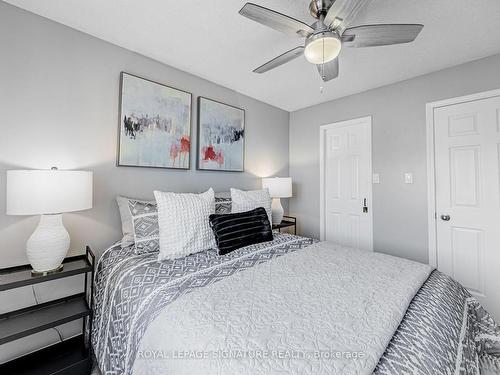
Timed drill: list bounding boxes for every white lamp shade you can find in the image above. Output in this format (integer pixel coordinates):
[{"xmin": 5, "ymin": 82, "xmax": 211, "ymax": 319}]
[
  {"xmin": 6, "ymin": 169, "xmax": 93, "ymax": 215},
  {"xmin": 262, "ymin": 177, "xmax": 292, "ymax": 198}
]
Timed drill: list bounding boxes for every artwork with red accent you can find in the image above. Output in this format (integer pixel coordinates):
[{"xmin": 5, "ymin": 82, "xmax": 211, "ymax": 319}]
[
  {"xmin": 197, "ymin": 97, "xmax": 245, "ymax": 172},
  {"xmin": 118, "ymin": 72, "xmax": 192, "ymax": 169}
]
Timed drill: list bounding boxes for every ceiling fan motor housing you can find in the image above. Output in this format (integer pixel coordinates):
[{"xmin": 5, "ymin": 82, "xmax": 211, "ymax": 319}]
[{"xmin": 309, "ymin": 0, "xmax": 335, "ymax": 19}]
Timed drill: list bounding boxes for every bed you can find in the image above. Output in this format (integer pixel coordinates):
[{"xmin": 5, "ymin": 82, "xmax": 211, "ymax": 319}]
[{"xmin": 91, "ymin": 232, "xmax": 500, "ymax": 375}]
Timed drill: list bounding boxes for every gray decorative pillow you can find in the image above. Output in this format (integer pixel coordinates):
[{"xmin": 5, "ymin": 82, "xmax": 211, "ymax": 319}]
[
  {"xmin": 215, "ymin": 192, "xmax": 232, "ymax": 214},
  {"xmin": 116, "ymin": 196, "xmax": 155, "ymax": 248},
  {"xmin": 128, "ymin": 200, "xmax": 160, "ymax": 254}
]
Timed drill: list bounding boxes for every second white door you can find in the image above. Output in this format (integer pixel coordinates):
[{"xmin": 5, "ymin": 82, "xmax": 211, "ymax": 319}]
[
  {"xmin": 433, "ymin": 95, "xmax": 500, "ymax": 320},
  {"xmin": 320, "ymin": 117, "xmax": 373, "ymax": 251}
]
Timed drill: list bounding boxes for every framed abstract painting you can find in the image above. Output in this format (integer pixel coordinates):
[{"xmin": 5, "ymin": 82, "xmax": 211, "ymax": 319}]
[
  {"xmin": 197, "ymin": 97, "xmax": 245, "ymax": 172},
  {"xmin": 117, "ymin": 72, "xmax": 192, "ymax": 169}
]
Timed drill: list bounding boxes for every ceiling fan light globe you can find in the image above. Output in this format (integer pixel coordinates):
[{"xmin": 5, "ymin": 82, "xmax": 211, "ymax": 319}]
[{"xmin": 304, "ymin": 33, "xmax": 341, "ymax": 64}]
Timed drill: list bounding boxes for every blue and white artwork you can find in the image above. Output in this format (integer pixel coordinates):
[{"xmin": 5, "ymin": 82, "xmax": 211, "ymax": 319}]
[
  {"xmin": 118, "ymin": 73, "xmax": 192, "ymax": 169},
  {"xmin": 197, "ymin": 97, "xmax": 245, "ymax": 172}
]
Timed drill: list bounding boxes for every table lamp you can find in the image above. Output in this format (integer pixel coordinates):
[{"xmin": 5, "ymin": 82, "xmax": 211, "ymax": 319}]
[
  {"xmin": 262, "ymin": 177, "xmax": 292, "ymax": 224},
  {"xmin": 6, "ymin": 168, "xmax": 93, "ymax": 275}
]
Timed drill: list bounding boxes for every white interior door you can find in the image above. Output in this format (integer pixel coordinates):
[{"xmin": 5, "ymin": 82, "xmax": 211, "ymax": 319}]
[
  {"xmin": 320, "ymin": 117, "xmax": 373, "ymax": 251},
  {"xmin": 433, "ymin": 95, "xmax": 500, "ymax": 320}
]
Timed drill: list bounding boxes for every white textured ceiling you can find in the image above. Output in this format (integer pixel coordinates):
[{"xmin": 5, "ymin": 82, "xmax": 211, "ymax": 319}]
[{"xmin": 5, "ymin": 0, "xmax": 500, "ymax": 111}]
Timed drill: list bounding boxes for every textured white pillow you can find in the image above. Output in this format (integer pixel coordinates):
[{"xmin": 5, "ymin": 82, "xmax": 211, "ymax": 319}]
[
  {"xmin": 154, "ymin": 188, "xmax": 216, "ymax": 261},
  {"xmin": 230, "ymin": 188, "xmax": 273, "ymax": 225}
]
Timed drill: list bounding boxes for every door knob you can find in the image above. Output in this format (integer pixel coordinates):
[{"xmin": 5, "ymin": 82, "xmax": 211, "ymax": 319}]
[{"xmin": 440, "ymin": 214, "xmax": 451, "ymax": 221}]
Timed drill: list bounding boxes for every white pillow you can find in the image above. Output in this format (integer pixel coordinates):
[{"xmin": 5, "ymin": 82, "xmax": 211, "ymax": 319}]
[
  {"xmin": 154, "ymin": 188, "xmax": 216, "ymax": 261},
  {"xmin": 230, "ymin": 188, "xmax": 273, "ymax": 225}
]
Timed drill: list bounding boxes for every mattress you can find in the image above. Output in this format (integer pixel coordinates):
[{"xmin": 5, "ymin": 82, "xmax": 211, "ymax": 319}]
[{"xmin": 91, "ymin": 233, "xmax": 500, "ymax": 375}]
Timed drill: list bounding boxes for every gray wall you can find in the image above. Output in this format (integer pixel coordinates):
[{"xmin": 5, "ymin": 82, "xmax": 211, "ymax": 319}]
[
  {"xmin": 0, "ymin": 2, "xmax": 289, "ymax": 362},
  {"xmin": 289, "ymin": 53, "xmax": 500, "ymax": 264},
  {"xmin": 0, "ymin": 2, "xmax": 290, "ymax": 268}
]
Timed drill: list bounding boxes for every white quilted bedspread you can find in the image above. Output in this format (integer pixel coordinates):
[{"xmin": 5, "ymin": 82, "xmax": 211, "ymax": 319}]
[{"xmin": 133, "ymin": 241, "xmax": 432, "ymax": 375}]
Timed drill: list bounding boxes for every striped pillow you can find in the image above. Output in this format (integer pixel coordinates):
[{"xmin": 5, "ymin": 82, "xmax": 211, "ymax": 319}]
[{"xmin": 209, "ymin": 207, "xmax": 273, "ymax": 255}]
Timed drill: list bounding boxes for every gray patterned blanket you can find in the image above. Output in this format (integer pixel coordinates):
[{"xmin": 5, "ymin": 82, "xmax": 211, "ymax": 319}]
[
  {"xmin": 375, "ymin": 270, "xmax": 500, "ymax": 374},
  {"xmin": 92, "ymin": 233, "xmax": 500, "ymax": 375}
]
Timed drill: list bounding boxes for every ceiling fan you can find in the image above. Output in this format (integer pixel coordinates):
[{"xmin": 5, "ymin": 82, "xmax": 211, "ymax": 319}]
[{"xmin": 239, "ymin": 0, "xmax": 423, "ymax": 82}]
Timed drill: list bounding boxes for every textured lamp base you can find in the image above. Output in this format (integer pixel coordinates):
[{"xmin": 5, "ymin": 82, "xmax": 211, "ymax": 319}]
[{"xmin": 27, "ymin": 214, "xmax": 70, "ymax": 274}]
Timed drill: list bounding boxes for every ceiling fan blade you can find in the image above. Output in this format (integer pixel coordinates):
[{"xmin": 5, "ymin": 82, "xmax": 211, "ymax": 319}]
[
  {"xmin": 317, "ymin": 58, "xmax": 339, "ymax": 82},
  {"xmin": 342, "ymin": 24, "xmax": 424, "ymax": 47},
  {"xmin": 239, "ymin": 3, "xmax": 314, "ymax": 38},
  {"xmin": 324, "ymin": 0, "xmax": 374, "ymax": 34},
  {"xmin": 253, "ymin": 46, "xmax": 304, "ymax": 73}
]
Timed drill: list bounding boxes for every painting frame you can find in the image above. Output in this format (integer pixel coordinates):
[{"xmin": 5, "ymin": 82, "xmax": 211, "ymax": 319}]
[
  {"xmin": 196, "ymin": 96, "xmax": 245, "ymax": 172},
  {"xmin": 117, "ymin": 72, "xmax": 192, "ymax": 170}
]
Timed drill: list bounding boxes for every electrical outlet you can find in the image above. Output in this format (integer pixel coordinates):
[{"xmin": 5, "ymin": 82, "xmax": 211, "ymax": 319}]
[{"xmin": 372, "ymin": 173, "xmax": 380, "ymax": 184}]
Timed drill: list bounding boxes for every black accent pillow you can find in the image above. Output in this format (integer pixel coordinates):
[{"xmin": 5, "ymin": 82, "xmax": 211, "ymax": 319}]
[{"xmin": 209, "ymin": 207, "xmax": 273, "ymax": 255}]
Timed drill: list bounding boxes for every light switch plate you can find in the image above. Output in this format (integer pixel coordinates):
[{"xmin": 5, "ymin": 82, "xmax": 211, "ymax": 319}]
[
  {"xmin": 372, "ymin": 173, "xmax": 380, "ymax": 184},
  {"xmin": 404, "ymin": 173, "xmax": 413, "ymax": 184}
]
